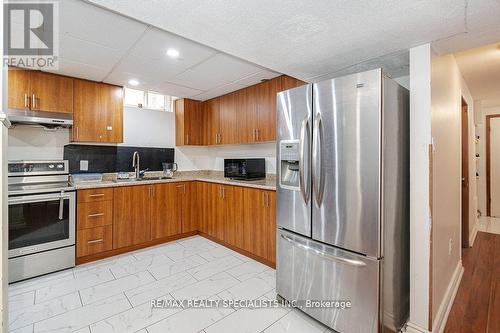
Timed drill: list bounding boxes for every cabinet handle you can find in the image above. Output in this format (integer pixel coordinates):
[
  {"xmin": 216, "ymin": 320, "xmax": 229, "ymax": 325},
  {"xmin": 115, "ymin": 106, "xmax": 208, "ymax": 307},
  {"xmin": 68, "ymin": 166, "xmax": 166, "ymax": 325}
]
[
  {"xmin": 222, "ymin": 187, "xmax": 225, "ymax": 199},
  {"xmin": 262, "ymin": 192, "xmax": 266, "ymax": 207},
  {"xmin": 75, "ymin": 127, "xmax": 79, "ymax": 140},
  {"xmin": 31, "ymin": 94, "xmax": 36, "ymax": 110},
  {"xmin": 253, "ymin": 129, "xmax": 256, "ymax": 141},
  {"xmin": 89, "ymin": 193, "xmax": 105, "ymax": 197},
  {"xmin": 183, "ymin": 184, "xmax": 186, "ymax": 194},
  {"xmin": 186, "ymin": 134, "xmax": 189, "ymax": 145},
  {"xmin": 88, "ymin": 213, "xmax": 104, "ymax": 218},
  {"xmin": 257, "ymin": 129, "xmax": 261, "ymax": 141},
  {"xmin": 24, "ymin": 93, "xmax": 29, "ymax": 108},
  {"xmin": 87, "ymin": 239, "xmax": 104, "ymax": 244},
  {"xmin": 266, "ymin": 193, "xmax": 270, "ymax": 207}
]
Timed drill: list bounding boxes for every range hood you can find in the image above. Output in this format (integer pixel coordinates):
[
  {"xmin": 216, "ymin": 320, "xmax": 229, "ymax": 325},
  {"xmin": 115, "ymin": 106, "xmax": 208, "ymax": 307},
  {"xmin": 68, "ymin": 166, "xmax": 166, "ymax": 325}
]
[{"xmin": 6, "ymin": 109, "xmax": 73, "ymax": 128}]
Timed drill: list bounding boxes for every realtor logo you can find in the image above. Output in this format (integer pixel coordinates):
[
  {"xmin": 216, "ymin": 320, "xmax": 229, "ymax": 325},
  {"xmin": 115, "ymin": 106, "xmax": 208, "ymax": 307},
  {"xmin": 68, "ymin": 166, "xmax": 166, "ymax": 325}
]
[{"xmin": 3, "ymin": 1, "xmax": 59, "ymax": 69}]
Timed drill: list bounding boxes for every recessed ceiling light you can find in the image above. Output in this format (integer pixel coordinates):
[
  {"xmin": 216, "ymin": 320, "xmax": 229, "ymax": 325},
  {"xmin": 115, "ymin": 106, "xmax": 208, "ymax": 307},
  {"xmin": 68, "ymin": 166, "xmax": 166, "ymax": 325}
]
[
  {"xmin": 128, "ymin": 79, "xmax": 139, "ymax": 86},
  {"xmin": 166, "ymin": 48, "xmax": 180, "ymax": 58}
]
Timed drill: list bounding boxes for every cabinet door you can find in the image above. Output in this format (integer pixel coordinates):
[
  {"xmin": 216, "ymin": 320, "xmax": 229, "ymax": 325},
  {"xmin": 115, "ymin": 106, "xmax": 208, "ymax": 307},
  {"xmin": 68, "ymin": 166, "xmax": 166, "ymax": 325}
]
[
  {"xmin": 224, "ymin": 186, "xmax": 244, "ymax": 248},
  {"xmin": 243, "ymin": 188, "xmax": 268, "ymax": 257},
  {"xmin": 181, "ymin": 182, "xmax": 198, "ymax": 233},
  {"xmin": 264, "ymin": 191, "xmax": 277, "ymax": 264},
  {"xmin": 175, "ymin": 99, "xmax": 186, "ymax": 146},
  {"xmin": 73, "ymin": 79, "xmax": 102, "ymax": 142},
  {"xmin": 237, "ymin": 86, "xmax": 258, "ymax": 143},
  {"xmin": 280, "ymin": 75, "xmax": 306, "ymax": 91},
  {"xmin": 205, "ymin": 98, "xmax": 221, "ymax": 145},
  {"xmin": 8, "ymin": 67, "xmax": 30, "ymax": 110},
  {"xmin": 30, "ymin": 71, "xmax": 73, "ymax": 113},
  {"xmin": 186, "ymin": 99, "xmax": 202, "ymax": 145},
  {"xmin": 219, "ymin": 92, "xmax": 238, "ymax": 144},
  {"xmin": 151, "ymin": 184, "xmax": 181, "ymax": 239},
  {"xmin": 198, "ymin": 182, "xmax": 218, "ymax": 236},
  {"xmin": 256, "ymin": 77, "xmax": 281, "ymax": 142},
  {"xmin": 113, "ymin": 185, "xmax": 151, "ymax": 248},
  {"xmin": 100, "ymin": 84, "xmax": 123, "ymax": 143}
]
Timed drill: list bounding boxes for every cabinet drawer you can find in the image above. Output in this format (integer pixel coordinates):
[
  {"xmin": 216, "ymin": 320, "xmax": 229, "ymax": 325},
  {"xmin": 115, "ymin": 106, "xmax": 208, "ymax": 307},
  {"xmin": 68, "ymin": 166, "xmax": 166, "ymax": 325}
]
[
  {"xmin": 77, "ymin": 225, "xmax": 113, "ymax": 257},
  {"xmin": 78, "ymin": 188, "xmax": 113, "ymax": 203},
  {"xmin": 77, "ymin": 201, "xmax": 113, "ymax": 230}
]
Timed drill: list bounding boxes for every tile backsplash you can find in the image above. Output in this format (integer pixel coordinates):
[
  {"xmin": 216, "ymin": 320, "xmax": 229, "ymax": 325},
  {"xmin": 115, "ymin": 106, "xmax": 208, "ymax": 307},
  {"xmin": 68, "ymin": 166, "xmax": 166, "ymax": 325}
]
[{"xmin": 64, "ymin": 144, "xmax": 174, "ymax": 174}]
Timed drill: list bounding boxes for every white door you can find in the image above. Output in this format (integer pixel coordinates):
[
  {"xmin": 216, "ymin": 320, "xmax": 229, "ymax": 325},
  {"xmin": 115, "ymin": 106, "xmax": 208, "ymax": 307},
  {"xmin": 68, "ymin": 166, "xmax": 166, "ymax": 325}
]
[{"xmin": 490, "ymin": 117, "xmax": 500, "ymax": 217}]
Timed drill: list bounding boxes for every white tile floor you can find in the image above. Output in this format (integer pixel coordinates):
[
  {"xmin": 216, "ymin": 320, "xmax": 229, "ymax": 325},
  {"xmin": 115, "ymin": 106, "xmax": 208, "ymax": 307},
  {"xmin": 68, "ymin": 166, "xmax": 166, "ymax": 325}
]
[{"xmin": 8, "ymin": 236, "xmax": 332, "ymax": 333}]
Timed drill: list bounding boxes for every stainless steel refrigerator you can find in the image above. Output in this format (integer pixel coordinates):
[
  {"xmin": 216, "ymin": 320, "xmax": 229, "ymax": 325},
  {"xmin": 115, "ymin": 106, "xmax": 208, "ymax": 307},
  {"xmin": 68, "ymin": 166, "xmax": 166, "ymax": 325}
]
[{"xmin": 276, "ymin": 68, "xmax": 409, "ymax": 333}]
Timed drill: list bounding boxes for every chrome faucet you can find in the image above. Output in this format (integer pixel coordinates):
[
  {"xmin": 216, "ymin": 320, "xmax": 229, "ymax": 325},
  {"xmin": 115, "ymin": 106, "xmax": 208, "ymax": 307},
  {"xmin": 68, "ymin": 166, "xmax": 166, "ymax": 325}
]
[{"xmin": 132, "ymin": 151, "xmax": 140, "ymax": 179}]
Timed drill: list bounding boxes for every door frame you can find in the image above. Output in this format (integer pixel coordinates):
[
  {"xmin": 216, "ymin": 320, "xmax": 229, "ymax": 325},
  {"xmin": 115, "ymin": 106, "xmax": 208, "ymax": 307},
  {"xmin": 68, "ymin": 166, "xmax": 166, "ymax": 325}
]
[
  {"xmin": 461, "ymin": 98, "xmax": 469, "ymax": 248},
  {"xmin": 486, "ymin": 114, "xmax": 500, "ymax": 216}
]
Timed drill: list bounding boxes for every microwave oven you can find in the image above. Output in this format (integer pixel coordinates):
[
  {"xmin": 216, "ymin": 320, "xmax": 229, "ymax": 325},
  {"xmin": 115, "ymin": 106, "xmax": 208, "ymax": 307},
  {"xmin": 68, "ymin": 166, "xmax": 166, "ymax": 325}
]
[{"xmin": 224, "ymin": 158, "xmax": 266, "ymax": 180}]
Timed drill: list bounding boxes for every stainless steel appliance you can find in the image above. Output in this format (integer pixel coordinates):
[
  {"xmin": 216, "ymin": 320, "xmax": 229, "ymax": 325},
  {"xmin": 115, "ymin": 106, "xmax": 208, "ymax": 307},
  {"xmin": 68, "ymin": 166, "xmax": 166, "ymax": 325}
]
[
  {"xmin": 6, "ymin": 109, "xmax": 73, "ymax": 128},
  {"xmin": 8, "ymin": 160, "xmax": 76, "ymax": 283},
  {"xmin": 224, "ymin": 158, "xmax": 266, "ymax": 180},
  {"xmin": 276, "ymin": 69, "xmax": 409, "ymax": 333}
]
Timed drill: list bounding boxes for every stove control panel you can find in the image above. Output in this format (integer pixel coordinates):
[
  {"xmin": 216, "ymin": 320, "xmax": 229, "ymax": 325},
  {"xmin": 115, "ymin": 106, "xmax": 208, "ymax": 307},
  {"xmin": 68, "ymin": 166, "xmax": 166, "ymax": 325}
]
[{"xmin": 8, "ymin": 161, "xmax": 69, "ymax": 176}]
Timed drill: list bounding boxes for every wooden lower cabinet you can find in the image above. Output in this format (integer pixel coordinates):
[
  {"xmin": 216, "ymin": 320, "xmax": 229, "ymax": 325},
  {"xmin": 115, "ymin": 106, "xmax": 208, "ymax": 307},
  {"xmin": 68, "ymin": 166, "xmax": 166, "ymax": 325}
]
[
  {"xmin": 243, "ymin": 188, "xmax": 276, "ymax": 264},
  {"xmin": 113, "ymin": 185, "xmax": 151, "ymax": 249},
  {"xmin": 77, "ymin": 225, "xmax": 113, "ymax": 257},
  {"xmin": 151, "ymin": 182, "xmax": 196, "ymax": 239},
  {"xmin": 77, "ymin": 182, "xmax": 276, "ymax": 266}
]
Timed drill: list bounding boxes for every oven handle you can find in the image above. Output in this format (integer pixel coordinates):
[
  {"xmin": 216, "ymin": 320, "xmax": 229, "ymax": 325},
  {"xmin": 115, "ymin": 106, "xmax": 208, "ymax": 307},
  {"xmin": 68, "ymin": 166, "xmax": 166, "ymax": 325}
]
[{"xmin": 8, "ymin": 193, "xmax": 72, "ymax": 205}]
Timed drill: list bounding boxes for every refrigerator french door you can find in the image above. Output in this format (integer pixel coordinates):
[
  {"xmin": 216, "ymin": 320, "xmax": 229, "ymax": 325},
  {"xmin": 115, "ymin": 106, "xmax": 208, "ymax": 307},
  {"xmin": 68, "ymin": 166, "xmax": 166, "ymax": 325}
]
[{"xmin": 276, "ymin": 69, "xmax": 410, "ymax": 333}]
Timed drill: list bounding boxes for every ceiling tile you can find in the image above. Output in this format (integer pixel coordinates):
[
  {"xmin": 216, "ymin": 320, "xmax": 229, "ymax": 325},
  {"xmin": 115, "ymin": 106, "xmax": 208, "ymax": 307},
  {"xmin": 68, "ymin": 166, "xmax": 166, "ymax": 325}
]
[
  {"xmin": 234, "ymin": 70, "xmax": 281, "ymax": 86},
  {"xmin": 170, "ymin": 68, "xmax": 232, "ymax": 91},
  {"xmin": 152, "ymin": 82, "xmax": 204, "ymax": 98},
  {"xmin": 43, "ymin": 58, "xmax": 108, "ymax": 82},
  {"xmin": 59, "ymin": 0, "xmax": 147, "ymax": 51},
  {"xmin": 189, "ymin": 53, "xmax": 263, "ymax": 82},
  {"xmin": 104, "ymin": 70, "xmax": 161, "ymax": 91},
  {"xmin": 192, "ymin": 82, "xmax": 247, "ymax": 101},
  {"xmin": 129, "ymin": 27, "xmax": 217, "ymax": 68},
  {"xmin": 59, "ymin": 33, "xmax": 124, "ymax": 69},
  {"xmin": 108, "ymin": 53, "xmax": 186, "ymax": 84}
]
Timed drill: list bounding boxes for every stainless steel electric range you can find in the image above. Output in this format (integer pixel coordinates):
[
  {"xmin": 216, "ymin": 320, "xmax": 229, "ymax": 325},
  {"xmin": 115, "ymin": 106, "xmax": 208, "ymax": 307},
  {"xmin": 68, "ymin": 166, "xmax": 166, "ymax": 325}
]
[{"xmin": 8, "ymin": 160, "xmax": 76, "ymax": 283}]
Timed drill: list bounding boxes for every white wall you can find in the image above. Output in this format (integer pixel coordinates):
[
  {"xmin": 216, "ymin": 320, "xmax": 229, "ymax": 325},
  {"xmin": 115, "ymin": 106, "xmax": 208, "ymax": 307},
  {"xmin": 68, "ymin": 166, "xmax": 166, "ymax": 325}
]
[
  {"xmin": 407, "ymin": 44, "xmax": 432, "ymax": 332},
  {"xmin": 7, "ymin": 106, "xmax": 277, "ymax": 173},
  {"xmin": 429, "ymin": 50, "xmax": 476, "ymax": 331}
]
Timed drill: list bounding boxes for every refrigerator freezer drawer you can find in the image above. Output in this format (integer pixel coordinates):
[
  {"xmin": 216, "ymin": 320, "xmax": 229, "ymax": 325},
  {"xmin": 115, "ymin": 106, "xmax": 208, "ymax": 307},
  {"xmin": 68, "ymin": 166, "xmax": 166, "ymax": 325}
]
[{"xmin": 277, "ymin": 229, "xmax": 380, "ymax": 333}]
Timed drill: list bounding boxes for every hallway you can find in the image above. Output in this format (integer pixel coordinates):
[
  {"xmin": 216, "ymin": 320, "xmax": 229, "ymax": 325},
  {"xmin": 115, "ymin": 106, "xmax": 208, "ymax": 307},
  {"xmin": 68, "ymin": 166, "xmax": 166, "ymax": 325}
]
[{"xmin": 444, "ymin": 232, "xmax": 500, "ymax": 332}]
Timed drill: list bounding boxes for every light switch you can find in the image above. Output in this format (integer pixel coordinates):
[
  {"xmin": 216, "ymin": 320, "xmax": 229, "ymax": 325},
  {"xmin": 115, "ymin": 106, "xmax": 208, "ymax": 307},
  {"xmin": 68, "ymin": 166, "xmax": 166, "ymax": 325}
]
[{"xmin": 80, "ymin": 160, "xmax": 89, "ymax": 171}]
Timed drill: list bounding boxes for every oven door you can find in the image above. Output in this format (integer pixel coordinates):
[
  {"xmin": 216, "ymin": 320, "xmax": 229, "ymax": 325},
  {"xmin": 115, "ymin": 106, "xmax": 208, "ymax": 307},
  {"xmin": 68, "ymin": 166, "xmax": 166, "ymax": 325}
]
[{"xmin": 8, "ymin": 191, "xmax": 75, "ymax": 258}]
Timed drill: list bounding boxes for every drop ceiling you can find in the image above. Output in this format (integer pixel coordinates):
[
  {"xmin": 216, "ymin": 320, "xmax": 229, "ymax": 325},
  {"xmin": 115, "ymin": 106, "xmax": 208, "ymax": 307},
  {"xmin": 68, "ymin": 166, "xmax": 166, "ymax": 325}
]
[
  {"xmin": 39, "ymin": 0, "xmax": 281, "ymax": 100},
  {"xmin": 454, "ymin": 43, "xmax": 500, "ymax": 102},
  {"xmin": 86, "ymin": 0, "xmax": 500, "ymax": 82}
]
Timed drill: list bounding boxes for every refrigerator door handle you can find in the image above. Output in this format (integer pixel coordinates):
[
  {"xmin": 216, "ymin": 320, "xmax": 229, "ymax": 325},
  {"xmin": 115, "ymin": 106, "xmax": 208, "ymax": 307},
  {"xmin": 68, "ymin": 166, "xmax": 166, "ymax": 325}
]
[
  {"xmin": 312, "ymin": 113, "xmax": 325, "ymax": 207},
  {"xmin": 299, "ymin": 116, "xmax": 311, "ymax": 203},
  {"xmin": 280, "ymin": 234, "xmax": 366, "ymax": 267}
]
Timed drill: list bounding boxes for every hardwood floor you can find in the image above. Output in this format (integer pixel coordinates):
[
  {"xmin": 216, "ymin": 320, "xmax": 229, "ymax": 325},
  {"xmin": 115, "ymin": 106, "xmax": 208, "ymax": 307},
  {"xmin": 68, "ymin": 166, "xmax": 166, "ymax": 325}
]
[{"xmin": 444, "ymin": 232, "xmax": 500, "ymax": 333}]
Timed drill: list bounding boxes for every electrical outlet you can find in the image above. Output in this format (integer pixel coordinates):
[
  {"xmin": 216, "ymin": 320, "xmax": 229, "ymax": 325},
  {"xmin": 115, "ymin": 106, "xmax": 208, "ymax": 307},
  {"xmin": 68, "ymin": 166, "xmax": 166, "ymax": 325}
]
[
  {"xmin": 448, "ymin": 238, "xmax": 453, "ymax": 255},
  {"xmin": 80, "ymin": 160, "xmax": 89, "ymax": 171}
]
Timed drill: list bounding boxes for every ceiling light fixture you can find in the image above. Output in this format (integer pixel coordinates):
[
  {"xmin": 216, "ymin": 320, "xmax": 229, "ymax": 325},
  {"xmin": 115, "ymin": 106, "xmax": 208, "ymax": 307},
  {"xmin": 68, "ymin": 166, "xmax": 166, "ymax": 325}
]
[
  {"xmin": 128, "ymin": 79, "xmax": 139, "ymax": 86},
  {"xmin": 166, "ymin": 48, "xmax": 180, "ymax": 58}
]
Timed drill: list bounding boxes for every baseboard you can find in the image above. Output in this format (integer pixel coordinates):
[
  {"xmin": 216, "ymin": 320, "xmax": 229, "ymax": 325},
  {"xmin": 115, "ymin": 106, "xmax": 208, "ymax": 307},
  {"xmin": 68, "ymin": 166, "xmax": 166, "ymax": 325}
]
[
  {"xmin": 432, "ymin": 261, "xmax": 464, "ymax": 333},
  {"xmin": 405, "ymin": 321, "xmax": 431, "ymax": 333},
  {"xmin": 469, "ymin": 221, "xmax": 479, "ymax": 247}
]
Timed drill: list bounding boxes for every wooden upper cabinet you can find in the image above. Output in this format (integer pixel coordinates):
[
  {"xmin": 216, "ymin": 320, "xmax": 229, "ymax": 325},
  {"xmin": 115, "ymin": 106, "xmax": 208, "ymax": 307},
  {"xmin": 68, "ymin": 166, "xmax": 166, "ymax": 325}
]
[
  {"xmin": 280, "ymin": 75, "xmax": 307, "ymax": 92},
  {"xmin": 72, "ymin": 79, "xmax": 123, "ymax": 143},
  {"xmin": 219, "ymin": 92, "xmax": 238, "ymax": 144},
  {"xmin": 73, "ymin": 80, "xmax": 101, "ymax": 142},
  {"xmin": 7, "ymin": 67, "xmax": 73, "ymax": 113},
  {"xmin": 100, "ymin": 84, "xmax": 123, "ymax": 143},
  {"xmin": 8, "ymin": 67, "xmax": 31, "ymax": 110},
  {"xmin": 175, "ymin": 98, "xmax": 202, "ymax": 146},
  {"xmin": 204, "ymin": 98, "xmax": 221, "ymax": 145},
  {"xmin": 237, "ymin": 86, "xmax": 258, "ymax": 144},
  {"xmin": 256, "ymin": 77, "xmax": 281, "ymax": 142},
  {"xmin": 113, "ymin": 185, "xmax": 151, "ymax": 249},
  {"xmin": 30, "ymin": 71, "xmax": 73, "ymax": 113}
]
